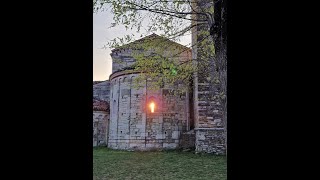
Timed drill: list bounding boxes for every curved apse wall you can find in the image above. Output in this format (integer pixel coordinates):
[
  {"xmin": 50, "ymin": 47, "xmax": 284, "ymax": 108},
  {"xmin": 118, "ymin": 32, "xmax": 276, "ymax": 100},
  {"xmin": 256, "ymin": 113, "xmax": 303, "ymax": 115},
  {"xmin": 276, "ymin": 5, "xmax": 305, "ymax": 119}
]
[{"xmin": 108, "ymin": 71, "xmax": 190, "ymax": 150}]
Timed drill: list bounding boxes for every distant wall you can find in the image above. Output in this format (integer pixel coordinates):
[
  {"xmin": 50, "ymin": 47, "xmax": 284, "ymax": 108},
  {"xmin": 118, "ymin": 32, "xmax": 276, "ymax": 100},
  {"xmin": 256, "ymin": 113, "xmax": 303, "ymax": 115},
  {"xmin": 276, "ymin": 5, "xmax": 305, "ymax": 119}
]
[
  {"xmin": 93, "ymin": 81, "xmax": 110, "ymax": 102},
  {"xmin": 93, "ymin": 111, "xmax": 109, "ymax": 147}
]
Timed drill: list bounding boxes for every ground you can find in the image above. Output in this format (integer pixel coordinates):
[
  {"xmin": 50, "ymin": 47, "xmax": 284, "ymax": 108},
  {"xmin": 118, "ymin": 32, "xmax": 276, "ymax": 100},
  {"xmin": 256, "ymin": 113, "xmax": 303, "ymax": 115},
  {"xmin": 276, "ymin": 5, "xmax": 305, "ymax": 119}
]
[{"xmin": 93, "ymin": 147, "xmax": 227, "ymax": 180}]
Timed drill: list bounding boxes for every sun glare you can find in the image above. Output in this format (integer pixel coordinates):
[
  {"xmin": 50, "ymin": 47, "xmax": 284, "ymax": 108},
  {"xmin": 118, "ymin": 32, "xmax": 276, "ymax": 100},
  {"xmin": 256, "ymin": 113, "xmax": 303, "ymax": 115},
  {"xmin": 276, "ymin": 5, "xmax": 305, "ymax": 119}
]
[{"xmin": 149, "ymin": 102, "xmax": 155, "ymax": 113}]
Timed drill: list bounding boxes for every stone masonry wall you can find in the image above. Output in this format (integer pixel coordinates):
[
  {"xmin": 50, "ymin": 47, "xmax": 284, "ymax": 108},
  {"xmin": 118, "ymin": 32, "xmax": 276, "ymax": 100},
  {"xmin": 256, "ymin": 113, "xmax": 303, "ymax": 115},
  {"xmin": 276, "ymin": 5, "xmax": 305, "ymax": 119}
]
[
  {"xmin": 192, "ymin": 0, "xmax": 226, "ymax": 155},
  {"xmin": 93, "ymin": 111, "xmax": 109, "ymax": 146},
  {"xmin": 108, "ymin": 72, "xmax": 190, "ymax": 150},
  {"xmin": 109, "ymin": 34, "xmax": 192, "ymax": 150},
  {"xmin": 93, "ymin": 81, "xmax": 110, "ymax": 102},
  {"xmin": 179, "ymin": 130, "xmax": 195, "ymax": 149},
  {"xmin": 195, "ymin": 128, "xmax": 225, "ymax": 155},
  {"xmin": 110, "ymin": 34, "xmax": 192, "ymax": 74},
  {"xmin": 111, "ymin": 49, "xmax": 136, "ymax": 73}
]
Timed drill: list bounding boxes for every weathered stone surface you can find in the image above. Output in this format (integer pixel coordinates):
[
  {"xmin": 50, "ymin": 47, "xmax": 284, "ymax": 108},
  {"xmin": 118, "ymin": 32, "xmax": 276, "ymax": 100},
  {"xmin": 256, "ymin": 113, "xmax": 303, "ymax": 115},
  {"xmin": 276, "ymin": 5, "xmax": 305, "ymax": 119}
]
[
  {"xmin": 108, "ymin": 72, "xmax": 190, "ymax": 150},
  {"xmin": 179, "ymin": 130, "xmax": 195, "ymax": 149},
  {"xmin": 195, "ymin": 129, "xmax": 226, "ymax": 155},
  {"xmin": 191, "ymin": 1, "xmax": 226, "ymax": 155},
  {"xmin": 93, "ymin": 111, "xmax": 109, "ymax": 147},
  {"xmin": 108, "ymin": 38, "xmax": 192, "ymax": 150},
  {"xmin": 95, "ymin": 33, "xmax": 227, "ymax": 154},
  {"xmin": 93, "ymin": 81, "xmax": 110, "ymax": 102}
]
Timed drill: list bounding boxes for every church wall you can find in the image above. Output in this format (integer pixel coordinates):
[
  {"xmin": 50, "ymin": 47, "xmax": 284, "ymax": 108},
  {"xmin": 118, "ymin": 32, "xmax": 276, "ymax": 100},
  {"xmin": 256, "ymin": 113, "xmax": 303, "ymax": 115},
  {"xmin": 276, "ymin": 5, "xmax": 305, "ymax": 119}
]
[{"xmin": 108, "ymin": 71, "xmax": 190, "ymax": 150}]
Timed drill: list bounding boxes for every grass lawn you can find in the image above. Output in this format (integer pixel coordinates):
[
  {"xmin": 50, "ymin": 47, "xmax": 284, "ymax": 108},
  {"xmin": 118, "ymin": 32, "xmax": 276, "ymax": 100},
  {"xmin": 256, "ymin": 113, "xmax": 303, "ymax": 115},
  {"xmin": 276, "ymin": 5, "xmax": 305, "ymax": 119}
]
[{"xmin": 93, "ymin": 147, "xmax": 227, "ymax": 180}]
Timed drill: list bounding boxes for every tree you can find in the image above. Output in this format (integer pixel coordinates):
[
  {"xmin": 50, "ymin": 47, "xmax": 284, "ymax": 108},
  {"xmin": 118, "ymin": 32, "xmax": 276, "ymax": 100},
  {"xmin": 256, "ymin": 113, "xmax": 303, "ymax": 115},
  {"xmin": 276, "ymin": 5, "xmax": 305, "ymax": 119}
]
[{"xmin": 94, "ymin": 0, "xmax": 227, "ymax": 153}]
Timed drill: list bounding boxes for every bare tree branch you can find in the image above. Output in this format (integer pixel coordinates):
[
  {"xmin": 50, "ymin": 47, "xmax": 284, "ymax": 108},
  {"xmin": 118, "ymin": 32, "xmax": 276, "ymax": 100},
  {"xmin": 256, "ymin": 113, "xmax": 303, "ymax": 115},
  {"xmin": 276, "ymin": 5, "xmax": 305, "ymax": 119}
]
[{"xmin": 126, "ymin": 1, "xmax": 208, "ymax": 22}]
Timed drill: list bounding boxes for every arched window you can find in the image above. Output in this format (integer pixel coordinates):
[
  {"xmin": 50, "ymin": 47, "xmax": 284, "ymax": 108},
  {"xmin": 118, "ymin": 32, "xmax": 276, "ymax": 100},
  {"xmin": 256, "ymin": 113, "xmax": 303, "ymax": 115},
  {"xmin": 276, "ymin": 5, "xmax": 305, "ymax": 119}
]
[
  {"xmin": 130, "ymin": 76, "xmax": 135, "ymax": 87},
  {"xmin": 147, "ymin": 96, "xmax": 158, "ymax": 113}
]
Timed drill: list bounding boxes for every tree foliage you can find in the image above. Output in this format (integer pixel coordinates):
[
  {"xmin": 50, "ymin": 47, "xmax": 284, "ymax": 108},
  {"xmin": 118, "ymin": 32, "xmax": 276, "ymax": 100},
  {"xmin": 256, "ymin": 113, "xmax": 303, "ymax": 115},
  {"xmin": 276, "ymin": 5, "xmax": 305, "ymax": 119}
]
[
  {"xmin": 94, "ymin": 0, "xmax": 227, "ymax": 151},
  {"xmin": 94, "ymin": 0, "xmax": 217, "ymax": 91}
]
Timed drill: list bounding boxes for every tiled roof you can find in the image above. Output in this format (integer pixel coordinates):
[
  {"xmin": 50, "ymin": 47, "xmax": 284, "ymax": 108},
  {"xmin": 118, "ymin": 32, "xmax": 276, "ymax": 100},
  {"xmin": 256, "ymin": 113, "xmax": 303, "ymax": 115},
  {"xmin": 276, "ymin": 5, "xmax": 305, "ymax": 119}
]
[{"xmin": 93, "ymin": 97, "xmax": 110, "ymax": 112}]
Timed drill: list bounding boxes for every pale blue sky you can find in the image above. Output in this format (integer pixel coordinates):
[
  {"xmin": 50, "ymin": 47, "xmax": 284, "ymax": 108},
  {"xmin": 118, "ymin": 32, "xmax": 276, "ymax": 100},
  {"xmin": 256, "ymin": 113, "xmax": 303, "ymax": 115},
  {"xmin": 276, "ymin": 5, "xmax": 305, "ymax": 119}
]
[{"xmin": 93, "ymin": 7, "xmax": 191, "ymax": 81}]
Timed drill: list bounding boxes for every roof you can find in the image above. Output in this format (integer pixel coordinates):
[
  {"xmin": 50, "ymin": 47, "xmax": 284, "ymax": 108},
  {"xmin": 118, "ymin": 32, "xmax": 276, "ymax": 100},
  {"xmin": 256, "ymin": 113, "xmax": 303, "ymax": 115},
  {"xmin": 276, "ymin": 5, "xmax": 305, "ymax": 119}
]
[
  {"xmin": 93, "ymin": 80, "xmax": 110, "ymax": 86},
  {"xmin": 111, "ymin": 33, "xmax": 191, "ymax": 52},
  {"xmin": 93, "ymin": 81, "xmax": 103, "ymax": 85},
  {"xmin": 93, "ymin": 97, "xmax": 110, "ymax": 112}
]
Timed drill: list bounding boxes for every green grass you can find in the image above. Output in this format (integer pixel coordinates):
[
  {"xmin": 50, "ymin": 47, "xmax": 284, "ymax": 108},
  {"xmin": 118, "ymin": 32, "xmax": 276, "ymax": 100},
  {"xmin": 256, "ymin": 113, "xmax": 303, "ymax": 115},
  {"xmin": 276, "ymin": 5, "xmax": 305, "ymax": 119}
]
[{"xmin": 93, "ymin": 147, "xmax": 227, "ymax": 180}]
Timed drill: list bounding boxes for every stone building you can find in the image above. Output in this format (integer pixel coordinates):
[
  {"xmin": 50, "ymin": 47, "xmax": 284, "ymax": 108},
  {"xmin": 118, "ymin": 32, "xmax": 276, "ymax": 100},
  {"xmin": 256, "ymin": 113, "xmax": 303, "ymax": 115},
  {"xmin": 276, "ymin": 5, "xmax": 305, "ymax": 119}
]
[
  {"xmin": 94, "ymin": 30, "xmax": 226, "ymax": 154},
  {"xmin": 93, "ymin": 80, "xmax": 110, "ymax": 102},
  {"xmin": 93, "ymin": 80, "xmax": 110, "ymax": 147},
  {"xmin": 108, "ymin": 34, "xmax": 194, "ymax": 150},
  {"xmin": 191, "ymin": 0, "xmax": 226, "ymax": 155},
  {"xmin": 93, "ymin": 97, "xmax": 110, "ymax": 146}
]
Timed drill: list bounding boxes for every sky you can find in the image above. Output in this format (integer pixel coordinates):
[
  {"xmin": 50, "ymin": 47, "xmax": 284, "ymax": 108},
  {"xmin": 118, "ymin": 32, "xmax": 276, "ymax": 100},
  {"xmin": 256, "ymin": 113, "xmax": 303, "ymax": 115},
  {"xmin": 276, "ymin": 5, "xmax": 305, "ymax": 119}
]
[{"xmin": 93, "ymin": 7, "xmax": 191, "ymax": 81}]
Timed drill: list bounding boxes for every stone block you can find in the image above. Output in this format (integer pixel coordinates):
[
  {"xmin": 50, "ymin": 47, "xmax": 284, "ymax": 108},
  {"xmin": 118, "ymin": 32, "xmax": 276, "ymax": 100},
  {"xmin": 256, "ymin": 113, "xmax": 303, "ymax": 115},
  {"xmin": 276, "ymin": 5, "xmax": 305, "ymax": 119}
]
[{"xmin": 172, "ymin": 131, "xmax": 179, "ymax": 139}]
